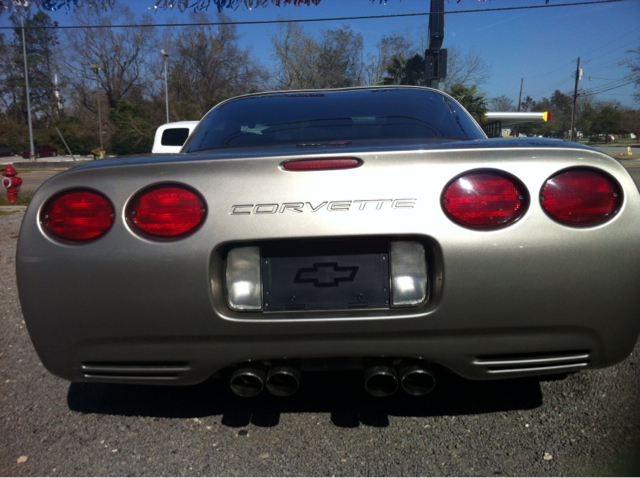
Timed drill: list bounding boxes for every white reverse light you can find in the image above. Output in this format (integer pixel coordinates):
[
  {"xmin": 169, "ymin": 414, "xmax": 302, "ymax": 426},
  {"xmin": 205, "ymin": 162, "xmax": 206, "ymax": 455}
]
[
  {"xmin": 226, "ymin": 246, "xmax": 262, "ymax": 311},
  {"xmin": 390, "ymin": 241, "xmax": 428, "ymax": 306}
]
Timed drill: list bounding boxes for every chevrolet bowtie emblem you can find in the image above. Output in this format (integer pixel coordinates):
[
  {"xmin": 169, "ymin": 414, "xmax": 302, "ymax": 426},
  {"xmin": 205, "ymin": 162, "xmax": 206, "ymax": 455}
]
[{"xmin": 294, "ymin": 262, "xmax": 359, "ymax": 288}]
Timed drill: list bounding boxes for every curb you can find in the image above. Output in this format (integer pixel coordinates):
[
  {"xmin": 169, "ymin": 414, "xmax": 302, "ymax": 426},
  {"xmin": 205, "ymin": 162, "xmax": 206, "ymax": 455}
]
[{"xmin": 0, "ymin": 205, "xmax": 27, "ymax": 212}]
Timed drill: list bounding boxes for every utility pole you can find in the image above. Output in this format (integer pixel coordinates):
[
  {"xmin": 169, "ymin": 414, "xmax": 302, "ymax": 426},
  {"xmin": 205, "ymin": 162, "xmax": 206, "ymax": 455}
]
[
  {"xmin": 90, "ymin": 64, "xmax": 105, "ymax": 159},
  {"xmin": 571, "ymin": 57, "xmax": 581, "ymax": 142},
  {"xmin": 21, "ymin": 16, "xmax": 36, "ymax": 162},
  {"xmin": 425, "ymin": 0, "xmax": 447, "ymax": 89},
  {"xmin": 515, "ymin": 77, "xmax": 523, "ymax": 138},
  {"xmin": 161, "ymin": 49, "xmax": 170, "ymax": 124}
]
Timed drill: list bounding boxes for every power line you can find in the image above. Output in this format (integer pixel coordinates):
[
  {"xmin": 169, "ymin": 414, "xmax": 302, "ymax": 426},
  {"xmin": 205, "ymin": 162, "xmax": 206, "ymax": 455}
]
[
  {"xmin": 525, "ymin": 26, "xmax": 638, "ymax": 80},
  {"xmin": 588, "ymin": 62, "xmax": 625, "ymax": 72},
  {"xmin": 524, "ymin": 63, "xmax": 573, "ymax": 81},
  {"xmin": 583, "ymin": 78, "xmax": 632, "ymax": 93},
  {"xmin": 577, "ymin": 26, "xmax": 639, "ymax": 58},
  {"xmin": 587, "ymin": 38, "xmax": 640, "ymax": 62},
  {"xmin": 0, "ymin": 0, "xmax": 629, "ymax": 30},
  {"xmin": 588, "ymin": 76, "xmax": 625, "ymax": 81},
  {"xmin": 581, "ymin": 79, "xmax": 635, "ymax": 96}
]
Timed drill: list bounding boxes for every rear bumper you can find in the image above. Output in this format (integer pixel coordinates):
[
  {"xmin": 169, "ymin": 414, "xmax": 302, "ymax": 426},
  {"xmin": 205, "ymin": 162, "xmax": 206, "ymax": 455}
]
[{"xmin": 53, "ymin": 326, "xmax": 617, "ymax": 385}]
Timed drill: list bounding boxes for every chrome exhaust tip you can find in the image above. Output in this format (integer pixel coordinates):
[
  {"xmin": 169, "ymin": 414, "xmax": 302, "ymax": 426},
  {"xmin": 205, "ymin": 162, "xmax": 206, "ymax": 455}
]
[
  {"xmin": 399, "ymin": 361, "xmax": 436, "ymax": 396},
  {"xmin": 230, "ymin": 364, "xmax": 266, "ymax": 397},
  {"xmin": 266, "ymin": 366, "xmax": 301, "ymax": 397},
  {"xmin": 364, "ymin": 365, "xmax": 399, "ymax": 397}
]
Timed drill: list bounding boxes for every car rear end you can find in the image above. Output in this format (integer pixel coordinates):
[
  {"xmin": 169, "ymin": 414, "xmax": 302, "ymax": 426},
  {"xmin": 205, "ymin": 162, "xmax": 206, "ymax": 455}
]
[{"xmin": 16, "ymin": 141, "xmax": 640, "ymax": 397}]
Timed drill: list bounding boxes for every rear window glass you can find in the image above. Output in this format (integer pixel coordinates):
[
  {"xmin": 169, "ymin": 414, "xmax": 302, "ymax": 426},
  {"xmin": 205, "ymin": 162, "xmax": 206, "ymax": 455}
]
[
  {"xmin": 183, "ymin": 88, "xmax": 484, "ymax": 153},
  {"xmin": 161, "ymin": 128, "xmax": 191, "ymax": 146}
]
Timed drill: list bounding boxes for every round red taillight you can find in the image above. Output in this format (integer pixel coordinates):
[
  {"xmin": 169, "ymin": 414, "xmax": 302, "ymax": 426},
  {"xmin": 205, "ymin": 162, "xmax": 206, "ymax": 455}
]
[
  {"xmin": 443, "ymin": 171, "xmax": 527, "ymax": 228},
  {"xmin": 42, "ymin": 190, "xmax": 114, "ymax": 242},
  {"xmin": 541, "ymin": 168, "xmax": 621, "ymax": 226},
  {"xmin": 128, "ymin": 184, "xmax": 205, "ymax": 238}
]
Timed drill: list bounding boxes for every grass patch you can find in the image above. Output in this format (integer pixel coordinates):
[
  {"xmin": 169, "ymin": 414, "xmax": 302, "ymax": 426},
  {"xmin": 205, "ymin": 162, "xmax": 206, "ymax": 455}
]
[
  {"xmin": 612, "ymin": 153, "xmax": 640, "ymax": 160},
  {"xmin": 0, "ymin": 192, "xmax": 33, "ymax": 206},
  {"xmin": 0, "ymin": 210, "xmax": 20, "ymax": 215}
]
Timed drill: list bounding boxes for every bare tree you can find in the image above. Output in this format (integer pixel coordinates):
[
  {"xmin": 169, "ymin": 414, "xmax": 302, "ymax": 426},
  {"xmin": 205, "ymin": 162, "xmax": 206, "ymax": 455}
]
[
  {"xmin": 169, "ymin": 12, "xmax": 266, "ymax": 113},
  {"xmin": 441, "ymin": 45, "xmax": 491, "ymax": 92},
  {"xmin": 489, "ymin": 95, "xmax": 516, "ymax": 112},
  {"xmin": 271, "ymin": 22, "xmax": 320, "ymax": 89},
  {"xmin": 316, "ymin": 25, "xmax": 364, "ymax": 88},
  {"xmin": 624, "ymin": 46, "xmax": 640, "ymax": 102},
  {"xmin": 271, "ymin": 21, "xmax": 363, "ymax": 90},
  {"xmin": 365, "ymin": 33, "xmax": 414, "ymax": 85},
  {"xmin": 62, "ymin": 5, "xmax": 157, "ymax": 111}
]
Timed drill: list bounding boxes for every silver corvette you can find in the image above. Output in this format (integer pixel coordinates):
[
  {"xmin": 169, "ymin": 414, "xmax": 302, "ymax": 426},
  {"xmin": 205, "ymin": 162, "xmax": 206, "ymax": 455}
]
[{"xmin": 17, "ymin": 86, "xmax": 640, "ymax": 398}]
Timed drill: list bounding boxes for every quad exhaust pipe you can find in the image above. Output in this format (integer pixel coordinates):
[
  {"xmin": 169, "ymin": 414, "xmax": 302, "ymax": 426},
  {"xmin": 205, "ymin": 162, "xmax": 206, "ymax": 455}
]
[
  {"xmin": 266, "ymin": 365, "xmax": 301, "ymax": 397},
  {"xmin": 364, "ymin": 360, "xmax": 436, "ymax": 397},
  {"xmin": 398, "ymin": 360, "xmax": 436, "ymax": 396},
  {"xmin": 231, "ymin": 359, "xmax": 434, "ymax": 398},
  {"xmin": 230, "ymin": 362, "xmax": 300, "ymax": 397},
  {"xmin": 230, "ymin": 364, "xmax": 266, "ymax": 398},
  {"xmin": 364, "ymin": 363, "xmax": 399, "ymax": 397}
]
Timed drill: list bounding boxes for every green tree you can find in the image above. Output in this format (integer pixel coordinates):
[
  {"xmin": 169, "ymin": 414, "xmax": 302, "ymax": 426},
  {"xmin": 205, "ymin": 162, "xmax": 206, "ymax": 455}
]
[
  {"xmin": 519, "ymin": 90, "xmax": 573, "ymax": 137},
  {"xmin": 3, "ymin": 12, "xmax": 60, "ymax": 125},
  {"xmin": 620, "ymin": 108, "xmax": 640, "ymax": 142},
  {"xmin": 378, "ymin": 54, "xmax": 425, "ymax": 86},
  {"xmin": 376, "ymin": 45, "xmax": 489, "ymax": 90},
  {"xmin": 584, "ymin": 101, "xmax": 624, "ymax": 141},
  {"xmin": 520, "ymin": 95, "xmax": 534, "ymax": 112},
  {"xmin": 108, "ymin": 99, "xmax": 154, "ymax": 155},
  {"xmin": 448, "ymin": 83, "xmax": 488, "ymax": 123}
]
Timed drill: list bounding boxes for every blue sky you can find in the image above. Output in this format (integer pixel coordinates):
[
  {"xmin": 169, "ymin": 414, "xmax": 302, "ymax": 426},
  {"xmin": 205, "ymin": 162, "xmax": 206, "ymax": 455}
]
[{"xmin": 2, "ymin": 0, "xmax": 639, "ymax": 107}]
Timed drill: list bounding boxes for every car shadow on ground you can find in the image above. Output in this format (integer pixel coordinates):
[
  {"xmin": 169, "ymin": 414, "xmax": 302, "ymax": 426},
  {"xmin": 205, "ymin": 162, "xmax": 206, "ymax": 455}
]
[{"xmin": 67, "ymin": 368, "xmax": 555, "ymax": 428}]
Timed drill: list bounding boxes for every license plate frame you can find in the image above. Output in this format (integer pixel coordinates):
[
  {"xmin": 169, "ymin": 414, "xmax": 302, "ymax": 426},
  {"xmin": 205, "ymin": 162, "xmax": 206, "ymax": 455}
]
[{"xmin": 261, "ymin": 240, "xmax": 390, "ymax": 311}]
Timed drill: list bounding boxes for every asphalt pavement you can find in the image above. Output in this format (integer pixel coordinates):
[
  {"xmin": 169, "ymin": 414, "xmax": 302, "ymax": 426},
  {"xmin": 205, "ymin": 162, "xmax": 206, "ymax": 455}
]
[{"xmin": 1, "ymin": 147, "xmax": 640, "ymax": 476}]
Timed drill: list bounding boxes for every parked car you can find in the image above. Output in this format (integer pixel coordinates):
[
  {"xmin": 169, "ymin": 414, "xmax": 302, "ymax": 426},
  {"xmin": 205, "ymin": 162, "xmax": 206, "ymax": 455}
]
[
  {"xmin": 21, "ymin": 144, "xmax": 58, "ymax": 159},
  {"xmin": 152, "ymin": 121, "xmax": 199, "ymax": 154},
  {"xmin": 0, "ymin": 143, "xmax": 14, "ymax": 157},
  {"xmin": 17, "ymin": 86, "xmax": 640, "ymax": 399}
]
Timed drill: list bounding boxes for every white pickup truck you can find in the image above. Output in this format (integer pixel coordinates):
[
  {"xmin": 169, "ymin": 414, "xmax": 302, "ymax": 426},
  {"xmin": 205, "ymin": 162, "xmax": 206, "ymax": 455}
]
[{"xmin": 151, "ymin": 121, "xmax": 199, "ymax": 154}]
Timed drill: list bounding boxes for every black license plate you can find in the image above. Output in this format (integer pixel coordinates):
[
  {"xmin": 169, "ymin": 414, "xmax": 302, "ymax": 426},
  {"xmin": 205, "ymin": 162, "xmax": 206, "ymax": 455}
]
[{"xmin": 261, "ymin": 240, "xmax": 390, "ymax": 311}]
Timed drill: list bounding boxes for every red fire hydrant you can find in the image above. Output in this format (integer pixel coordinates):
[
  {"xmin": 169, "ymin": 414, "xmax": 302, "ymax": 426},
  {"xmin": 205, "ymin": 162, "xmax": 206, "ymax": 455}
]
[{"xmin": 2, "ymin": 165, "xmax": 22, "ymax": 203}]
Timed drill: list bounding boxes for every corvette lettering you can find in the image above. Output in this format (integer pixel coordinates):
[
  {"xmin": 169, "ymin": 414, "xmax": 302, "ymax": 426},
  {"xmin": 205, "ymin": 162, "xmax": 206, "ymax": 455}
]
[{"xmin": 229, "ymin": 199, "xmax": 416, "ymax": 215}]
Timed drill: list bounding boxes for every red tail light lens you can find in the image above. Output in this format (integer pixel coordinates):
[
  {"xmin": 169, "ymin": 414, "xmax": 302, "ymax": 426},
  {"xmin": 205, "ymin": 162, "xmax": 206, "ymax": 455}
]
[
  {"xmin": 128, "ymin": 184, "xmax": 205, "ymax": 238},
  {"xmin": 42, "ymin": 190, "xmax": 114, "ymax": 242},
  {"xmin": 283, "ymin": 158, "xmax": 360, "ymax": 171},
  {"xmin": 443, "ymin": 171, "xmax": 527, "ymax": 228},
  {"xmin": 541, "ymin": 168, "xmax": 621, "ymax": 226}
]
